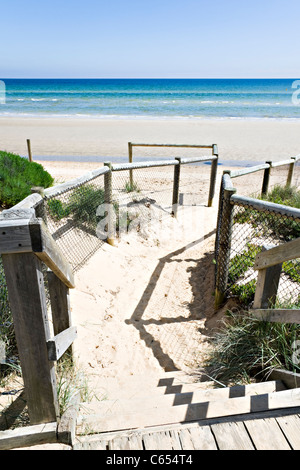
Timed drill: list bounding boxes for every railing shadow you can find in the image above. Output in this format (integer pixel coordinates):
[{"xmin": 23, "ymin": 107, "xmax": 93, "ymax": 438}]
[{"xmin": 125, "ymin": 229, "xmax": 216, "ymax": 372}]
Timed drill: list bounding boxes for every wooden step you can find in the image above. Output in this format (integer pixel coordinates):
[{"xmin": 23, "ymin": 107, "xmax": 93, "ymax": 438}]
[
  {"xmin": 80, "ymin": 380, "xmax": 285, "ymax": 416},
  {"xmin": 77, "ymin": 382, "xmax": 296, "ymax": 435},
  {"xmin": 90, "ymin": 372, "xmax": 215, "ymax": 401}
]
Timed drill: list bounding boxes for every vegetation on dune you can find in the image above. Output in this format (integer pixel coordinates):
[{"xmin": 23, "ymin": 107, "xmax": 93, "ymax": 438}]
[{"xmin": 0, "ymin": 150, "xmax": 54, "ymax": 208}]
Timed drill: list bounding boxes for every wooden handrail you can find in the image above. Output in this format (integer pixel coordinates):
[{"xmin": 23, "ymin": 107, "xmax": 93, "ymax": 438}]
[
  {"xmin": 254, "ymin": 237, "xmax": 300, "ymax": 271},
  {"xmin": 0, "ymin": 216, "xmax": 75, "ymax": 288}
]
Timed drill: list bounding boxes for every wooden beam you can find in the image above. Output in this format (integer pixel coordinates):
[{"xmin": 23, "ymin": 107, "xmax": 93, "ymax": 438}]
[
  {"xmin": 0, "ymin": 218, "xmax": 75, "ymax": 288},
  {"xmin": 1, "ymin": 253, "xmax": 59, "ymax": 424},
  {"xmin": 251, "ymin": 309, "xmax": 300, "ymax": 324},
  {"xmin": 230, "ymin": 164, "xmax": 270, "ymax": 179},
  {"xmin": 254, "ymin": 237, "xmax": 300, "ymax": 271},
  {"xmin": 47, "ymin": 326, "xmax": 77, "ymax": 361},
  {"xmin": 0, "ymin": 422, "xmax": 57, "ymax": 451}
]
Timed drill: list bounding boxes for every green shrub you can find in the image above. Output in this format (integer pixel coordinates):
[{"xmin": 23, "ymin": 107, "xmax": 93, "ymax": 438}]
[
  {"xmin": 0, "ymin": 151, "xmax": 54, "ymax": 208},
  {"xmin": 206, "ymin": 311, "xmax": 300, "ymax": 385}
]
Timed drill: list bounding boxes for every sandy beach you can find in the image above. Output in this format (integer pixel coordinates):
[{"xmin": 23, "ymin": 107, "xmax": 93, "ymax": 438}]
[
  {"xmin": 1, "ymin": 117, "xmax": 300, "ymax": 164},
  {"xmin": 1, "ymin": 116, "xmax": 300, "ymax": 436}
]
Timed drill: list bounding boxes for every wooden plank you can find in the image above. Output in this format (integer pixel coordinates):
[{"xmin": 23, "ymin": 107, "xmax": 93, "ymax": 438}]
[
  {"xmin": 244, "ymin": 417, "xmax": 291, "ymax": 450},
  {"xmin": 57, "ymin": 392, "xmax": 80, "ymax": 446},
  {"xmin": 254, "ymin": 237, "xmax": 300, "ymax": 270},
  {"xmin": 32, "ymin": 219, "xmax": 75, "ymax": 288},
  {"xmin": 0, "ymin": 218, "xmax": 74, "ymax": 288},
  {"xmin": 47, "ymin": 326, "xmax": 77, "ymax": 361},
  {"xmin": 271, "ymin": 159, "xmax": 295, "ymax": 168},
  {"xmin": 230, "ymin": 164, "xmax": 270, "ymax": 179},
  {"xmin": 169, "ymin": 430, "xmax": 182, "ymax": 450},
  {"xmin": 109, "ymin": 436, "xmax": 132, "ymax": 450},
  {"xmin": 270, "ymin": 369, "xmax": 300, "ymax": 389},
  {"xmin": 0, "ymin": 219, "xmax": 32, "ymax": 254},
  {"xmin": 188, "ymin": 425, "xmax": 218, "ymax": 450},
  {"xmin": 112, "ymin": 160, "xmax": 179, "ymax": 171},
  {"xmin": 276, "ymin": 414, "xmax": 300, "ymax": 450},
  {"xmin": 143, "ymin": 432, "xmax": 162, "ymax": 450},
  {"xmin": 179, "ymin": 156, "xmax": 217, "ymax": 164},
  {"xmin": 211, "ymin": 421, "xmax": 254, "ymax": 450},
  {"xmin": 47, "ymin": 271, "xmax": 73, "ymax": 339},
  {"xmin": 251, "ymin": 309, "xmax": 300, "ymax": 324},
  {"xmin": 130, "ymin": 143, "xmax": 213, "ymax": 149},
  {"xmin": 2, "ymin": 253, "xmax": 59, "ymax": 425},
  {"xmin": 178, "ymin": 429, "xmax": 195, "ymax": 450},
  {"xmin": 80, "ymin": 380, "xmax": 286, "ymax": 416},
  {"xmin": 76, "ymin": 389, "xmax": 300, "ymax": 434},
  {"xmin": 252, "ymin": 263, "xmax": 282, "ymax": 309},
  {"xmin": 0, "ymin": 422, "xmax": 57, "ymax": 451}
]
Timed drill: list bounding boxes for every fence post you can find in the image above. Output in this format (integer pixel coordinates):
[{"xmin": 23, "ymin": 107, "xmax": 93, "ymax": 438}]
[
  {"xmin": 253, "ymin": 246, "xmax": 282, "ymax": 309},
  {"xmin": 47, "ymin": 271, "xmax": 74, "ymax": 359},
  {"xmin": 1, "ymin": 247, "xmax": 59, "ymax": 424},
  {"xmin": 208, "ymin": 144, "xmax": 219, "ymax": 207},
  {"xmin": 261, "ymin": 161, "xmax": 272, "ymax": 196},
  {"xmin": 128, "ymin": 142, "xmax": 133, "ymax": 187},
  {"xmin": 104, "ymin": 162, "xmax": 116, "ymax": 246},
  {"xmin": 214, "ymin": 174, "xmax": 236, "ymax": 308},
  {"xmin": 27, "ymin": 139, "xmax": 33, "ymax": 162},
  {"xmin": 31, "ymin": 186, "xmax": 47, "ymax": 223},
  {"xmin": 172, "ymin": 158, "xmax": 181, "ymax": 217},
  {"xmin": 286, "ymin": 157, "xmax": 296, "ymax": 187}
]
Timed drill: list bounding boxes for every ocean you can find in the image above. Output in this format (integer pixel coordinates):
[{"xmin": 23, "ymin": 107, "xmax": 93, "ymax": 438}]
[{"xmin": 1, "ymin": 78, "xmax": 300, "ymax": 120}]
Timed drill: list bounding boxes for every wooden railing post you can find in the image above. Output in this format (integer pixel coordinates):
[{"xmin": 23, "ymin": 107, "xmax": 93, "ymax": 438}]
[
  {"xmin": 1, "ymin": 251, "xmax": 59, "ymax": 424},
  {"xmin": 47, "ymin": 271, "xmax": 74, "ymax": 359},
  {"xmin": 0, "ymin": 211, "xmax": 76, "ymax": 425},
  {"xmin": 253, "ymin": 245, "xmax": 282, "ymax": 309},
  {"xmin": 286, "ymin": 157, "xmax": 296, "ymax": 187},
  {"xmin": 128, "ymin": 142, "xmax": 133, "ymax": 187},
  {"xmin": 104, "ymin": 162, "xmax": 116, "ymax": 246},
  {"xmin": 208, "ymin": 144, "xmax": 218, "ymax": 207},
  {"xmin": 172, "ymin": 158, "xmax": 181, "ymax": 218},
  {"xmin": 261, "ymin": 161, "xmax": 272, "ymax": 196},
  {"xmin": 214, "ymin": 174, "xmax": 236, "ymax": 308}
]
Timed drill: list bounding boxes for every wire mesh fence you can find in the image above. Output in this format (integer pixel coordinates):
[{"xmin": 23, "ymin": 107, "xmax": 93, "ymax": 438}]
[
  {"xmin": 215, "ymin": 166, "xmax": 300, "ymax": 309},
  {"xmin": 229, "ymin": 203, "xmax": 300, "ymax": 306},
  {"xmin": 44, "ymin": 174, "xmax": 106, "ymax": 271}
]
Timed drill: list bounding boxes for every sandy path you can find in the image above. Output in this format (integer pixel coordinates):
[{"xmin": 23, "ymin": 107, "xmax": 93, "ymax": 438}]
[{"xmin": 70, "ymin": 201, "xmax": 218, "ymax": 401}]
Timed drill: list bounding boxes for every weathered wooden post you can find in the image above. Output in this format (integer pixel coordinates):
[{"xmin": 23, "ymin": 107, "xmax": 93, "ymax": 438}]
[
  {"xmin": 0, "ymin": 211, "xmax": 59, "ymax": 424},
  {"xmin": 128, "ymin": 142, "xmax": 133, "ymax": 188},
  {"xmin": 261, "ymin": 161, "xmax": 272, "ymax": 196},
  {"xmin": 286, "ymin": 157, "xmax": 296, "ymax": 188},
  {"xmin": 104, "ymin": 162, "xmax": 116, "ymax": 246},
  {"xmin": 208, "ymin": 144, "xmax": 219, "ymax": 207},
  {"xmin": 214, "ymin": 173, "xmax": 236, "ymax": 308},
  {"xmin": 172, "ymin": 158, "xmax": 181, "ymax": 218},
  {"xmin": 27, "ymin": 139, "xmax": 33, "ymax": 162},
  {"xmin": 0, "ymin": 206, "xmax": 76, "ymax": 425},
  {"xmin": 253, "ymin": 259, "xmax": 282, "ymax": 310}
]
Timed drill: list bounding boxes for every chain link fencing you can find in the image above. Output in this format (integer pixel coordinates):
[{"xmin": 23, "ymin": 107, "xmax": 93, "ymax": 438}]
[{"xmin": 215, "ymin": 157, "xmax": 300, "ymax": 309}]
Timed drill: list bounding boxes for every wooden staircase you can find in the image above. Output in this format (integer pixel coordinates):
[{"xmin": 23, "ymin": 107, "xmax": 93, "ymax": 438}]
[{"xmin": 74, "ymin": 371, "xmax": 300, "ymax": 450}]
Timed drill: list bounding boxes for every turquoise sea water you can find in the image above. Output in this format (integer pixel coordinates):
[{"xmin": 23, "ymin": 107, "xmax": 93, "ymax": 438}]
[{"xmin": 1, "ymin": 79, "xmax": 299, "ymax": 120}]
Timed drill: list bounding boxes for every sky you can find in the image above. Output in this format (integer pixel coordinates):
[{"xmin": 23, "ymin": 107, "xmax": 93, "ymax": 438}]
[{"xmin": 0, "ymin": 0, "xmax": 300, "ymax": 78}]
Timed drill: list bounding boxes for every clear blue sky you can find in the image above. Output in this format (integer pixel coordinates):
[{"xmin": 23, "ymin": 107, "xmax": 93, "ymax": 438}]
[{"xmin": 1, "ymin": 0, "xmax": 300, "ymax": 78}]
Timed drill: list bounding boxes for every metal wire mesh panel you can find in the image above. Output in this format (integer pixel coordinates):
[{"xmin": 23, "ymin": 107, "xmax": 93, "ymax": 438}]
[
  {"xmin": 230, "ymin": 170, "xmax": 266, "ymax": 198},
  {"xmin": 110, "ymin": 165, "xmax": 176, "ymax": 236},
  {"xmin": 129, "ymin": 144, "xmax": 214, "ymax": 161},
  {"xmin": 294, "ymin": 161, "xmax": 300, "ymax": 189},
  {"xmin": 44, "ymin": 175, "xmax": 106, "ymax": 271},
  {"xmin": 269, "ymin": 164, "xmax": 293, "ymax": 190},
  {"xmin": 228, "ymin": 203, "xmax": 300, "ymax": 306},
  {"xmin": 178, "ymin": 163, "xmax": 212, "ymax": 207}
]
